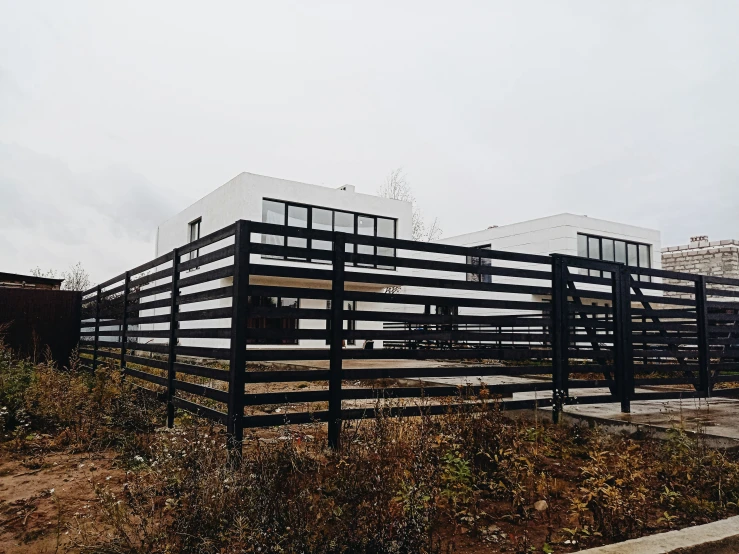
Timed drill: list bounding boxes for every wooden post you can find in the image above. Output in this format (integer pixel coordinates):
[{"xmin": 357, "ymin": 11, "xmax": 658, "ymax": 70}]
[
  {"xmin": 612, "ymin": 265, "xmax": 633, "ymax": 413},
  {"xmin": 92, "ymin": 285, "xmax": 101, "ymax": 371},
  {"xmin": 328, "ymin": 232, "xmax": 346, "ymax": 448},
  {"xmin": 227, "ymin": 221, "xmax": 251, "ymax": 453},
  {"xmin": 119, "ymin": 271, "xmax": 130, "ymax": 371},
  {"xmin": 166, "ymin": 249, "xmax": 180, "ymax": 428},
  {"xmin": 550, "ymin": 255, "xmax": 569, "ymax": 423},
  {"xmin": 696, "ymin": 275, "xmax": 711, "ymax": 397}
]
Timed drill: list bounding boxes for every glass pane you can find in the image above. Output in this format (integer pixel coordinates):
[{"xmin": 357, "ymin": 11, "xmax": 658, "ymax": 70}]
[
  {"xmin": 334, "ymin": 211, "xmax": 354, "ymax": 256},
  {"xmin": 357, "ymin": 243, "xmax": 374, "ymax": 263},
  {"xmin": 602, "ymin": 239, "xmax": 614, "ymax": 262},
  {"xmin": 478, "ymin": 249, "xmax": 492, "ymax": 284},
  {"xmin": 376, "ymin": 218, "xmax": 395, "ymax": 268},
  {"xmin": 357, "ymin": 216, "xmax": 375, "ymax": 235},
  {"xmin": 627, "ymin": 243, "xmax": 638, "ymax": 266},
  {"xmin": 310, "ymin": 208, "xmax": 333, "ymax": 262},
  {"xmin": 377, "ymin": 218, "xmax": 395, "ymax": 238},
  {"xmin": 189, "ymin": 221, "xmax": 200, "ymax": 242},
  {"xmin": 377, "ymin": 246, "xmax": 395, "ymax": 269},
  {"xmin": 639, "ymin": 244, "xmax": 650, "ymax": 282},
  {"xmin": 638, "ymin": 245, "xmax": 650, "ymax": 268},
  {"xmin": 312, "ymin": 208, "xmax": 333, "ymax": 231},
  {"xmin": 577, "ymin": 234, "xmax": 587, "ymax": 257},
  {"xmin": 261, "ymin": 200, "xmax": 285, "ymax": 247},
  {"xmin": 357, "ymin": 215, "xmax": 375, "ymax": 265},
  {"xmin": 466, "ymin": 255, "xmax": 480, "ymax": 282},
  {"xmin": 615, "ymin": 241, "xmax": 626, "ymax": 264},
  {"xmin": 287, "ymin": 205, "xmax": 308, "ymax": 252},
  {"xmin": 588, "ymin": 237, "xmax": 600, "ymax": 259},
  {"xmin": 287, "ymin": 205, "xmax": 308, "ymax": 228},
  {"xmin": 280, "ymin": 298, "xmax": 298, "ymax": 309},
  {"xmin": 334, "ymin": 211, "xmax": 354, "ymax": 233}
]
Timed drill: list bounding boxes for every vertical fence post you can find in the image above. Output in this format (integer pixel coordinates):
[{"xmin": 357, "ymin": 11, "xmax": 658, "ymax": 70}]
[
  {"xmin": 550, "ymin": 254, "xmax": 569, "ymax": 423},
  {"xmin": 166, "ymin": 248, "xmax": 180, "ymax": 428},
  {"xmin": 696, "ymin": 275, "xmax": 711, "ymax": 397},
  {"xmin": 119, "ymin": 271, "xmax": 130, "ymax": 372},
  {"xmin": 92, "ymin": 285, "xmax": 101, "ymax": 371},
  {"xmin": 228, "ymin": 221, "xmax": 251, "ymax": 453},
  {"xmin": 328, "ymin": 232, "xmax": 346, "ymax": 448},
  {"xmin": 612, "ymin": 265, "xmax": 633, "ymax": 413}
]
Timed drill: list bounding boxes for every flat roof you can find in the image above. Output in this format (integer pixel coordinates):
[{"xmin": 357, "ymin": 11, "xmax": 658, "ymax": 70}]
[{"xmin": 0, "ymin": 272, "xmax": 64, "ymax": 287}]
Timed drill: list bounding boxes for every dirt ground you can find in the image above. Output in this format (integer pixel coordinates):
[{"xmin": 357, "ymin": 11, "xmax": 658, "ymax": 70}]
[
  {"xmin": 0, "ymin": 442, "xmax": 563, "ymax": 554},
  {"xmin": 0, "ymin": 449, "xmax": 126, "ymax": 554}
]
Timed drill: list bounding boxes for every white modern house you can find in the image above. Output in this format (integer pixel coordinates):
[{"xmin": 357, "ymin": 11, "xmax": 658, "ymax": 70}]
[
  {"xmin": 389, "ymin": 214, "xmax": 662, "ymax": 332},
  {"xmin": 150, "ymin": 172, "xmax": 414, "ymax": 350},
  {"xmin": 146, "ymin": 172, "xmax": 661, "ymax": 352}
]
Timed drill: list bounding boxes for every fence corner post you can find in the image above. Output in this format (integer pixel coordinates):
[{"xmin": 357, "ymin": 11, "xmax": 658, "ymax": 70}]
[
  {"xmin": 92, "ymin": 285, "xmax": 101, "ymax": 371},
  {"xmin": 696, "ymin": 275, "xmax": 711, "ymax": 397},
  {"xmin": 551, "ymin": 254, "xmax": 569, "ymax": 423},
  {"xmin": 166, "ymin": 248, "xmax": 180, "ymax": 428},
  {"xmin": 613, "ymin": 265, "xmax": 633, "ymax": 414},
  {"xmin": 119, "ymin": 271, "xmax": 130, "ymax": 372},
  {"xmin": 228, "ymin": 221, "xmax": 251, "ymax": 456},
  {"xmin": 328, "ymin": 232, "xmax": 346, "ymax": 448}
]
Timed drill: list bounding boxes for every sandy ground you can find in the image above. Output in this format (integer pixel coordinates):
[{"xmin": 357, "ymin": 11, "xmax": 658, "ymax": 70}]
[{"xmin": 0, "ymin": 450, "xmax": 126, "ymax": 554}]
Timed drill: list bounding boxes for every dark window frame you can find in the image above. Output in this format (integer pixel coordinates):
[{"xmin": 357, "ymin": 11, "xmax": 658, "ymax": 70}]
[
  {"xmin": 577, "ymin": 233, "xmax": 652, "ymax": 282},
  {"xmin": 466, "ymin": 244, "xmax": 493, "ymax": 283},
  {"xmin": 188, "ymin": 218, "xmax": 202, "ymax": 267},
  {"xmin": 261, "ymin": 198, "xmax": 397, "ymax": 269}
]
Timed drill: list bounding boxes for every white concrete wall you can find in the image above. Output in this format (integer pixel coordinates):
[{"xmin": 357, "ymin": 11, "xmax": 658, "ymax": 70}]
[
  {"xmin": 155, "ymin": 172, "xmax": 413, "ymax": 255},
  {"xmin": 147, "ymin": 172, "xmax": 413, "ymax": 351},
  {"xmin": 390, "ymin": 214, "xmax": 662, "ymax": 325},
  {"xmin": 436, "ymin": 213, "xmax": 661, "ymax": 268}
]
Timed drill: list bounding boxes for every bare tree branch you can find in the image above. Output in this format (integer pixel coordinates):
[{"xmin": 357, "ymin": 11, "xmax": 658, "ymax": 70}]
[
  {"xmin": 377, "ymin": 168, "xmax": 442, "ymax": 242},
  {"xmin": 30, "ymin": 262, "xmax": 91, "ymax": 291}
]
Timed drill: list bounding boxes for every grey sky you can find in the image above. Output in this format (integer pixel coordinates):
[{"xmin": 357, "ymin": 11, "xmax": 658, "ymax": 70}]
[{"xmin": 2, "ymin": 1, "xmax": 738, "ymax": 284}]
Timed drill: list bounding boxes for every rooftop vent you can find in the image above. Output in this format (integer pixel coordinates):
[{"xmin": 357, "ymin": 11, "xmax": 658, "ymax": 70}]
[{"xmin": 690, "ymin": 235, "xmax": 708, "ymax": 242}]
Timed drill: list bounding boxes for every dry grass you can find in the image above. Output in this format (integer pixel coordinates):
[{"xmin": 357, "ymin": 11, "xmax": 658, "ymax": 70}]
[{"xmin": 3, "ymin": 344, "xmax": 739, "ymax": 553}]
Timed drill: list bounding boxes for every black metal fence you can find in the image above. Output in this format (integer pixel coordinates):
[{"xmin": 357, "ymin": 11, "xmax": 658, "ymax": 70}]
[{"xmin": 79, "ymin": 220, "xmax": 739, "ymax": 448}]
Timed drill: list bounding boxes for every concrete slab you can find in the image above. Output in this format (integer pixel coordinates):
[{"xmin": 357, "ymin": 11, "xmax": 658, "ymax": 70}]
[
  {"xmin": 277, "ymin": 359, "xmax": 465, "ymax": 370},
  {"xmin": 577, "ymin": 514, "xmax": 739, "ymax": 553},
  {"xmin": 267, "ymin": 359, "xmax": 739, "ymax": 447},
  {"xmin": 561, "ymin": 396, "xmax": 739, "ymax": 448}
]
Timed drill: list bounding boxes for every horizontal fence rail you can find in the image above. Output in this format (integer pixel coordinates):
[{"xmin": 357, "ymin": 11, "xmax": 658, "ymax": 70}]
[{"xmin": 79, "ymin": 219, "xmax": 739, "ymax": 448}]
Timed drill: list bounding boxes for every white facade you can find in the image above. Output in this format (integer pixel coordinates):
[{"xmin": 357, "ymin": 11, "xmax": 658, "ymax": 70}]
[
  {"xmin": 148, "ymin": 174, "xmax": 661, "ymax": 352},
  {"xmin": 436, "ymin": 213, "xmax": 660, "ymax": 267},
  {"xmin": 393, "ymin": 213, "xmax": 662, "ymax": 321},
  {"xmin": 150, "ymin": 172, "xmax": 413, "ymax": 351},
  {"xmin": 155, "ymin": 172, "xmax": 413, "ymax": 257}
]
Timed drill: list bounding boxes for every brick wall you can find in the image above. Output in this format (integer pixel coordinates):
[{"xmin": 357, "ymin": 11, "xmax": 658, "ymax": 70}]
[{"xmin": 662, "ymin": 239, "xmax": 739, "ymax": 298}]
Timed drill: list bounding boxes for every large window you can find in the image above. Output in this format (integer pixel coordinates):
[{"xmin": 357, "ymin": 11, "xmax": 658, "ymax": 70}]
[
  {"xmin": 466, "ymin": 245, "xmax": 492, "ymax": 283},
  {"xmin": 577, "ymin": 233, "xmax": 651, "ymax": 281},
  {"xmin": 261, "ymin": 199, "xmax": 397, "ymax": 269},
  {"xmin": 247, "ymin": 296, "xmax": 299, "ymax": 345}
]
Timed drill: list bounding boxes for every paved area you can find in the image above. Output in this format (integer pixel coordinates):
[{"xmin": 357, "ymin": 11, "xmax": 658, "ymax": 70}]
[
  {"xmin": 564, "ymin": 396, "xmax": 739, "ymax": 442},
  {"xmin": 282, "ymin": 359, "xmax": 739, "ymax": 445},
  {"xmin": 282, "ymin": 359, "xmax": 466, "ymax": 370}
]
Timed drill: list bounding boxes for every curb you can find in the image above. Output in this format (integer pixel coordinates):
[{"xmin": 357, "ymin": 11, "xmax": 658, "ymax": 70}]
[{"xmin": 576, "ymin": 515, "xmax": 739, "ymax": 553}]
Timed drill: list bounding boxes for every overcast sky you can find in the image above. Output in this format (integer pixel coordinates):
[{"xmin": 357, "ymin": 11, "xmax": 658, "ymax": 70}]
[{"xmin": 2, "ymin": 1, "xmax": 738, "ymax": 284}]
